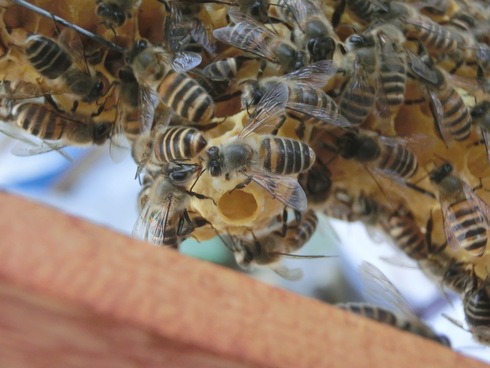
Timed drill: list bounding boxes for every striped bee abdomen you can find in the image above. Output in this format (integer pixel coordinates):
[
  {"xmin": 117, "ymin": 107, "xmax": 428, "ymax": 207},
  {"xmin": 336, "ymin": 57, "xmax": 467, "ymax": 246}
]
[
  {"xmin": 153, "ymin": 126, "xmax": 207, "ymax": 163},
  {"xmin": 260, "ymin": 137, "xmax": 315, "ymax": 175},
  {"xmin": 25, "ymin": 35, "xmax": 72, "ymax": 79},
  {"xmin": 448, "ymin": 199, "xmax": 487, "ymax": 257},
  {"xmin": 157, "ymin": 71, "xmax": 215, "ymax": 123}
]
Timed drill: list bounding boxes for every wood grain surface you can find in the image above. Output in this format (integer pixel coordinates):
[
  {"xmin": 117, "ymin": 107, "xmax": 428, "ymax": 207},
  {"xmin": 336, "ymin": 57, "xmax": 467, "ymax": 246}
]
[{"xmin": 0, "ymin": 191, "xmax": 486, "ymax": 368}]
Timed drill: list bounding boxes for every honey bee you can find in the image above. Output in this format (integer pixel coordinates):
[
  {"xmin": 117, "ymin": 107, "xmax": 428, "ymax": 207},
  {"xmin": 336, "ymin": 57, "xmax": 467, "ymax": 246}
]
[
  {"xmin": 191, "ymin": 57, "xmax": 244, "ymax": 99},
  {"xmin": 338, "ymin": 262, "xmax": 452, "ymax": 346},
  {"xmin": 162, "ymin": 0, "xmax": 217, "ymax": 56},
  {"xmin": 133, "ymin": 124, "xmax": 208, "ymax": 172},
  {"xmin": 339, "ymin": 42, "xmax": 377, "ymax": 126},
  {"xmin": 233, "ymin": 209, "xmax": 321, "ymax": 280},
  {"xmin": 111, "ymin": 67, "xmax": 140, "ymax": 141},
  {"xmin": 25, "ymin": 29, "xmax": 107, "ymax": 103},
  {"xmin": 323, "ymin": 189, "xmax": 381, "ymax": 225},
  {"xmin": 341, "ymin": 28, "xmax": 408, "ymax": 123},
  {"xmin": 95, "ymin": 0, "xmax": 142, "ymax": 29},
  {"xmin": 462, "ymin": 276, "xmax": 490, "ymax": 345},
  {"xmin": 408, "ymin": 55, "xmax": 472, "ymax": 144},
  {"xmin": 379, "ymin": 207, "xmax": 430, "ymax": 261},
  {"xmin": 475, "ymin": 43, "xmax": 490, "ymax": 81},
  {"xmin": 337, "ymin": 301, "xmax": 451, "ymax": 346},
  {"xmin": 408, "ymin": 0, "xmax": 450, "ymax": 15},
  {"xmin": 241, "ymin": 60, "xmax": 351, "ymax": 137},
  {"xmin": 213, "ymin": 8, "xmax": 306, "ymax": 74},
  {"xmin": 375, "ymin": 2, "xmax": 463, "ymax": 58},
  {"xmin": 298, "ymin": 159, "xmax": 331, "ymax": 204},
  {"xmin": 332, "ymin": 0, "xmax": 388, "ymax": 28},
  {"xmin": 204, "ymin": 82, "xmax": 312, "ymax": 211},
  {"xmin": 373, "ymin": 29, "xmax": 408, "ymax": 117},
  {"xmin": 429, "ymin": 162, "xmax": 490, "ymax": 257},
  {"xmin": 333, "ymin": 131, "xmax": 419, "ymax": 183},
  {"xmin": 133, "ymin": 163, "xmax": 209, "ymax": 247},
  {"xmin": 0, "ymin": 101, "xmax": 112, "ymax": 155},
  {"xmin": 274, "ymin": 0, "xmax": 336, "ymax": 62},
  {"xmin": 126, "ymin": 39, "xmax": 212, "ymax": 131},
  {"xmin": 471, "ymin": 100, "xmax": 490, "ymax": 163}
]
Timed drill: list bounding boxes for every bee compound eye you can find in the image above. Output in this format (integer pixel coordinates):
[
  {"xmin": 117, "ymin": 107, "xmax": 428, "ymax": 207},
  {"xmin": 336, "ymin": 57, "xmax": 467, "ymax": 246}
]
[{"xmin": 94, "ymin": 123, "xmax": 111, "ymax": 144}]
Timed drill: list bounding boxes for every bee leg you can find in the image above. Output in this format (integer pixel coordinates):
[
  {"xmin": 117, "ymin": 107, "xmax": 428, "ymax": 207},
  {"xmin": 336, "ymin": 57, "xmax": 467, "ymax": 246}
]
[
  {"xmin": 182, "ymin": 188, "xmax": 216, "ymax": 206},
  {"xmin": 71, "ymin": 100, "xmax": 79, "ymax": 113},
  {"xmin": 257, "ymin": 60, "xmax": 267, "ymax": 79},
  {"xmin": 44, "ymin": 94, "xmax": 65, "ymax": 113},
  {"xmin": 449, "ymin": 60, "xmax": 464, "ymax": 74},
  {"xmin": 213, "ymin": 90, "xmax": 242, "ymax": 102},
  {"xmin": 229, "ymin": 176, "xmax": 253, "ymax": 193},
  {"xmin": 271, "ymin": 115, "xmax": 287, "ymax": 136},
  {"xmin": 281, "ymin": 207, "xmax": 289, "ymax": 237},
  {"xmin": 404, "ymin": 98, "xmax": 426, "ymax": 105},
  {"xmin": 331, "ymin": 0, "xmax": 346, "ymax": 29},
  {"xmin": 293, "ymin": 119, "xmax": 305, "ymax": 140}
]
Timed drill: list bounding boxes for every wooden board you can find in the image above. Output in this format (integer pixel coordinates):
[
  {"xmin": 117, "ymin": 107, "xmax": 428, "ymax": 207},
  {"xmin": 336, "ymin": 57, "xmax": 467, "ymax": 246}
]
[{"xmin": 0, "ymin": 191, "xmax": 486, "ymax": 368}]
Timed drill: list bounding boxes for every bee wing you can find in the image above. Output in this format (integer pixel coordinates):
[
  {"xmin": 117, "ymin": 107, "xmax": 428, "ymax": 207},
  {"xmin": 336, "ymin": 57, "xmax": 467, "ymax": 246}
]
[
  {"xmin": 0, "ymin": 81, "xmax": 46, "ymax": 99},
  {"xmin": 213, "ymin": 9, "xmax": 277, "ymax": 62},
  {"xmin": 462, "ymin": 181, "xmax": 490, "ymax": 227},
  {"xmin": 284, "ymin": 60, "xmax": 338, "ymax": 88},
  {"xmin": 271, "ymin": 264, "xmax": 304, "ymax": 281},
  {"xmin": 138, "ymin": 85, "xmax": 160, "ymax": 133},
  {"xmin": 481, "ymin": 128, "xmax": 490, "ymax": 164},
  {"xmin": 227, "ymin": 7, "xmax": 264, "ymax": 25},
  {"xmin": 11, "ymin": 139, "xmax": 71, "ymax": 160},
  {"xmin": 359, "ymin": 262, "xmax": 425, "ymax": 324},
  {"xmin": 238, "ymin": 82, "xmax": 288, "ymax": 138},
  {"xmin": 406, "ymin": 51, "xmax": 438, "ymax": 85},
  {"xmin": 133, "ymin": 202, "xmax": 171, "ymax": 244},
  {"xmin": 57, "ymin": 28, "xmax": 90, "ymax": 74},
  {"xmin": 286, "ymin": 101, "xmax": 352, "ymax": 128},
  {"xmin": 282, "ymin": 0, "xmax": 310, "ymax": 29},
  {"xmin": 438, "ymin": 195, "xmax": 464, "ymax": 251},
  {"xmin": 341, "ymin": 57, "xmax": 375, "ymax": 117},
  {"xmin": 190, "ymin": 12, "xmax": 218, "ymax": 56},
  {"xmin": 172, "ymin": 51, "xmax": 202, "ymax": 73},
  {"xmin": 250, "ymin": 171, "xmax": 308, "ymax": 211},
  {"xmin": 427, "ymin": 89, "xmax": 452, "ymax": 145},
  {"xmin": 365, "ymin": 0, "xmax": 389, "ymax": 11}
]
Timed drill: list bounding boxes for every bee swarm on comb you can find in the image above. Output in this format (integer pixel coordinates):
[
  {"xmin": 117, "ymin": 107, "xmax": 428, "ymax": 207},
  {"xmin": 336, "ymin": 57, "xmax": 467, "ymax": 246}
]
[{"xmin": 1, "ymin": 0, "xmax": 489, "ymax": 349}]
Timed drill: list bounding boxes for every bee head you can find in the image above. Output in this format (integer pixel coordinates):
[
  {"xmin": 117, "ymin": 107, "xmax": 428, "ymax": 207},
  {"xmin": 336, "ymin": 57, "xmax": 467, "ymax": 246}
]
[
  {"xmin": 125, "ymin": 39, "xmax": 149, "ymax": 65},
  {"xmin": 472, "ymin": 101, "xmax": 490, "ymax": 130},
  {"xmin": 249, "ymin": 0, "xmax": 268, "ymax": 23},
  {"xmin": 346, "ymin": 34, "xmax": 375, "ymax": 50},
  {"xmin": 167, "ymin": 163, "xmax": 199, "ymax": 184},
  {"xmin": 86, "ymin": 74, "xmax": 106, "ymax": 102},
  {"xmin": 93, "ymin": 122, "xmax": 112, "ymax": 145},
  {"xmin": 96, "ymin": 3, "xmax": 126, "ymax": 27},
  {"xmin": 307, "ymin": 37, "xmax": 335, "ymax": 62},
  {"xmin": 429, "ymin": 162, "xmax": 453, "ymax": 183},
  {"xmin": 240, "ymin": 80, "xmax": 262, "ymax": 111},
  {"xmin": 207, "ymin": 146, "xmax": 223, "ymax": 177}
]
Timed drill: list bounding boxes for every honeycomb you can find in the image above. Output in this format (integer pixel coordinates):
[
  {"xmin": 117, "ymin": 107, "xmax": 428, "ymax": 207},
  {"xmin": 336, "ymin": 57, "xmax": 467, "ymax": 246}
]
[{"xmin": 1, "ymin": 0, "xmax": 489, "ymax": 347}]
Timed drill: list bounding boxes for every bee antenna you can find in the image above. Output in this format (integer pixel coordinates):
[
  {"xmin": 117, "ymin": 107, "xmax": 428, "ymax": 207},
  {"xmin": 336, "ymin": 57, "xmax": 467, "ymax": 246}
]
[
  {"xmin": 10, "ymin": 0, "xmax": 125, "ymax": 53},
  {"xmin": 433, "ymin": 153, "xmax": 447, "ymax": 164},
  {"xmin": 442, "ymin": 313, "xmax": 470, "ymax": 333},
  {"xmin": 189, "ymin": 166, "xmax": 206, "ymax": 192}
]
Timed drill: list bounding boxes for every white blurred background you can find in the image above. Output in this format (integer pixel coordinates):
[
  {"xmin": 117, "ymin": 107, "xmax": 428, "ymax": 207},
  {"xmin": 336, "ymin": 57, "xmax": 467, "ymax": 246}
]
[{"xmin": 0, "ymin": 139, "xmax": 488, "ymax": 363}]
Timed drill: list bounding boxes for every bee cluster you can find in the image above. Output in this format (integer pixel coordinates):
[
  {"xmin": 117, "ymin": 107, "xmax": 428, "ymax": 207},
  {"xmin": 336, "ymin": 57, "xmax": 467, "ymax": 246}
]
[{"xmin": 0, "ymin": 0, "xmax": 489, "ymax": 348}]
